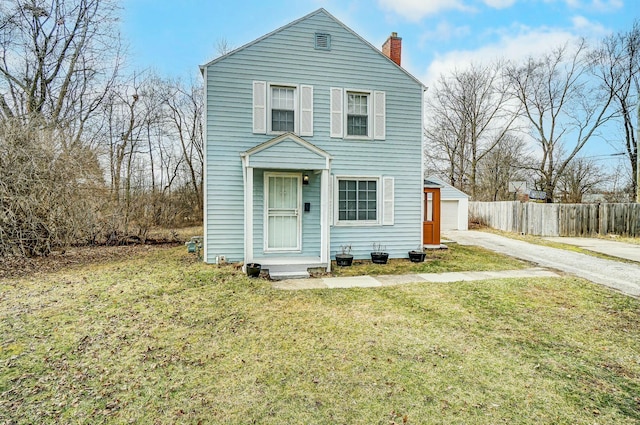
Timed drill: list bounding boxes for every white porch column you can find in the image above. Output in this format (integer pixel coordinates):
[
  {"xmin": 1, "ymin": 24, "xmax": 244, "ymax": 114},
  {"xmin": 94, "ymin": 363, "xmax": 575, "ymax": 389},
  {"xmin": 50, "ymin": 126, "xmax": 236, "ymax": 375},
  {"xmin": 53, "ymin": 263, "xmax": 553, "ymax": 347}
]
[
  {"xmin": 320, "ymin": 168, "xmax": 330, "ymax": 271},
  {"xmin": 245, "ymin": 166, "xmax": 254, "ymax": 264}
]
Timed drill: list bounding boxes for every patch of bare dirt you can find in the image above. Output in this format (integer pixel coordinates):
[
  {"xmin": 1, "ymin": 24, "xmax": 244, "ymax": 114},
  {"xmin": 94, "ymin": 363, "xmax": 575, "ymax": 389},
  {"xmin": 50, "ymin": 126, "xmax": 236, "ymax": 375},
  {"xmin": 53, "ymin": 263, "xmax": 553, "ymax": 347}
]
[{"xmin": 0, "ymin": 241, "xmax": 182, "ymax": 280}]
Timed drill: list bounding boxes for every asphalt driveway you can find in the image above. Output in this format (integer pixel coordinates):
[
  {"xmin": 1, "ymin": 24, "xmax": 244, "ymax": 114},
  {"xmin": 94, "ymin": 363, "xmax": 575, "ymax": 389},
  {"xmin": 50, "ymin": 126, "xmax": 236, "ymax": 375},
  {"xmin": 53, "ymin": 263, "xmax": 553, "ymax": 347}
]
[{"xmin": 446, "ymin": 230, "xmax": 640, "ymax": 298}]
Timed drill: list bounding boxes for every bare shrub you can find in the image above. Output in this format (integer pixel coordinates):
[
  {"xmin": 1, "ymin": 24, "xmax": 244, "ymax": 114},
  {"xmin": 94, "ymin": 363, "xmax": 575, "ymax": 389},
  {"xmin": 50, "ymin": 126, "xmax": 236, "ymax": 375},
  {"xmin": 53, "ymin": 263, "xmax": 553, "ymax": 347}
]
[{"xmin": 0, "ymin": 119, "xmax": 105, "ymax": 256}]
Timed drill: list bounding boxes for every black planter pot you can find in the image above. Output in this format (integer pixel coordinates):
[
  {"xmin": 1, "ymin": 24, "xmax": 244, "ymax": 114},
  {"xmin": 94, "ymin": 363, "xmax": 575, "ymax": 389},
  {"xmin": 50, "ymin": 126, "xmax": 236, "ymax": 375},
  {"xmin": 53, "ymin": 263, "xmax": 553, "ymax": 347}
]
[
  {"xmin": 408, "ymin": 250, "xmax": 426, "ymax": 263},
  {"xmin": 371, "ymin": 252, "xmax": 389, "ymax": 264},
  {"xmin": 335, "ymin": 254, "xmax": 354, "ymax": 267},
  {"xmin": 246, "ymin": 263, "xmax": 261, "ymax": 278}
]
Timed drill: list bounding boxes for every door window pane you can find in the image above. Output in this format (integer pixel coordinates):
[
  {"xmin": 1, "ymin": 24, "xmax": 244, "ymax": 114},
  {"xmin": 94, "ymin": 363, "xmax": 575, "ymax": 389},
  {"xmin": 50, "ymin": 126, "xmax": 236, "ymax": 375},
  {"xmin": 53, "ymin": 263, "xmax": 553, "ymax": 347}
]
[{"xmin": 425, "ymin": 192, "xmax": 433, "ymax": 222}]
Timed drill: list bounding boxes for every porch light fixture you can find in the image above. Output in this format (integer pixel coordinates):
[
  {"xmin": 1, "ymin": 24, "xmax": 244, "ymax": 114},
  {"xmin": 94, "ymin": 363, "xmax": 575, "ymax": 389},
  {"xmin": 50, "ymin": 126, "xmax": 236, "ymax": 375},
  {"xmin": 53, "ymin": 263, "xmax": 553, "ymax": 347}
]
[{"xmin": 303, "ymin": 174, "xmax": 310, "ymax": 185}]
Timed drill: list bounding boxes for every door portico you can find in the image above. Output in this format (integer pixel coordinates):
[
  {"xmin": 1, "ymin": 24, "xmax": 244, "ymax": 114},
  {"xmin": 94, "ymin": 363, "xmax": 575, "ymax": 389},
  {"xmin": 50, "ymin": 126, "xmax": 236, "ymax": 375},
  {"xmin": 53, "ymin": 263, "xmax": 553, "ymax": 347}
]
[{"xmin": 240, "ymin": 133, "xmax": 333, "ymax": 270}]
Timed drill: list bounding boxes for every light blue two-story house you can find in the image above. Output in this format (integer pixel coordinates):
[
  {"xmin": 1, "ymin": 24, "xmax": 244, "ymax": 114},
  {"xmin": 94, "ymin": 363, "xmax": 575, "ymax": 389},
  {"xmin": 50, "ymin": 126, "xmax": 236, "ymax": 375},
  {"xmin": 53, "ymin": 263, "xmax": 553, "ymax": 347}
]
[{"xmin": 200, "ymin": 8, "xmax": 426, "ymax": 277}]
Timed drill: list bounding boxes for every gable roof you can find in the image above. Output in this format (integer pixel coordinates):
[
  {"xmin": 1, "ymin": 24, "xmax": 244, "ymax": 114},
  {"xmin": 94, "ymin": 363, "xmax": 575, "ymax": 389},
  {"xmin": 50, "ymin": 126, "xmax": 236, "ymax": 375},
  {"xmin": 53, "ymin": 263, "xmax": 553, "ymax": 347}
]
[
  {"xmin": 199, "ymin": 8, "xmax": 426, "ymax": 90},
  {"xmin": 241, "ymin": 133, "xmax": 332, "ymax": 170},
  {"xmin": 426, "ymin": 175, "xmax": 469, "ymax": 199},
  {"xmin": 424, "ymin": 179, "xmax": 444, "ymax": 189},
  {"xmin": 242, "ymin": 132, "xmax": 332, "ymax": 158}
]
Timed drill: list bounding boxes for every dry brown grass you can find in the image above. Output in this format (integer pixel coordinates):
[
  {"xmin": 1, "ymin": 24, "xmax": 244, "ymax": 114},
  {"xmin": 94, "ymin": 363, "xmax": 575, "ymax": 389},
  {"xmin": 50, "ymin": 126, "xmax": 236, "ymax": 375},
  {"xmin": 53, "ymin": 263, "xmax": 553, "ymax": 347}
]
[{"xmin": 1, "ymin": 243, "xmax": 639, "ymax": 424}]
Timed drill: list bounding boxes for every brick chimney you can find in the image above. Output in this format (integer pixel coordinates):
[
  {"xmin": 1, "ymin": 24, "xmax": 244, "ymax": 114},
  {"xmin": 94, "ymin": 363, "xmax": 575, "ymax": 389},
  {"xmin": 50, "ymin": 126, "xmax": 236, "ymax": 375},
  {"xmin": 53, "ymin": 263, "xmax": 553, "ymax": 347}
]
[{"xmin": 382, "ymin": 32, "xmax": 402, "ymax": 66}]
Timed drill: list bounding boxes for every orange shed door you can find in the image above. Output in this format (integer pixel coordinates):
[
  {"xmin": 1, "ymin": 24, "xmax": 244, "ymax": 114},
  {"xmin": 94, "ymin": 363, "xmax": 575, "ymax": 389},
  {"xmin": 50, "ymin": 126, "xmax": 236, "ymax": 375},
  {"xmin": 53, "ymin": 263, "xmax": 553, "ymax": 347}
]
[{"xmin": 423, "ymin": 188, "xmax": 441, "ymax": 245}]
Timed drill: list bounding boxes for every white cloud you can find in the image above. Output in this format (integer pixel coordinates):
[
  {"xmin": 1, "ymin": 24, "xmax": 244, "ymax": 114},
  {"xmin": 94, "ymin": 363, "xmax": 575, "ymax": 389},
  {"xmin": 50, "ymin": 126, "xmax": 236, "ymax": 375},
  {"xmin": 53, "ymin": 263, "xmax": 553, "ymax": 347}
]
[
  {"xmin": 483, "ymin": 0, "xmax": 517, "ymax": 8},
  {"xmin": 377, "ymin": 0, "xmax": 518, "ymax": 21},
  {"xmin": 420, "ymin": 21, "xmax": 472, "ymax": 44},
  {"xmin": 548, "ymin": 0, "xmax": 624, "ymax": 11},
  {"xmin": 420, "ymin": 15, "xmax": 614, "ymax": 87},
  {"xmin": 571, "ymin": 15, "xmax": 608, "ymax": 36},
  {"xmin": 421, "ymin": 25, "xmax": 579, "ymax": 87},
  {"xmin": 377, "ymin": 0, "xmax": 471, "ymax": 21}
]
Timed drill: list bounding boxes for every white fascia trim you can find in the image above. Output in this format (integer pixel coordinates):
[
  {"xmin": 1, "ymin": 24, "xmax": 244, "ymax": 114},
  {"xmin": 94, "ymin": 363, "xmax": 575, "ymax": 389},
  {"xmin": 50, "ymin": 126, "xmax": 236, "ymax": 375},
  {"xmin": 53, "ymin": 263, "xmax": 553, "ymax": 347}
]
[
  {"xmin": 202, "ymin": 66, "xmax": 209, "ymax": 262},
  {"xmin": 243, "ymin": 133, "xmax": 332, "ymax": 168},
  {"xmin": 421, "ymin": 87, "xmax": 426, "ymax": 245}
]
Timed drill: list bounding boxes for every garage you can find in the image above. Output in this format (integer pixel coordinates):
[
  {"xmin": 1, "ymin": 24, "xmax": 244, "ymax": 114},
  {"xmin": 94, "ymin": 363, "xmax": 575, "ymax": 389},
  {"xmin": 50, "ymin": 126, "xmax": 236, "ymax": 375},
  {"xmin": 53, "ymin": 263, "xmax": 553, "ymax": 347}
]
[{"xmin": 425, "ymin": 175, "xmax": 469, "ymax": 231}]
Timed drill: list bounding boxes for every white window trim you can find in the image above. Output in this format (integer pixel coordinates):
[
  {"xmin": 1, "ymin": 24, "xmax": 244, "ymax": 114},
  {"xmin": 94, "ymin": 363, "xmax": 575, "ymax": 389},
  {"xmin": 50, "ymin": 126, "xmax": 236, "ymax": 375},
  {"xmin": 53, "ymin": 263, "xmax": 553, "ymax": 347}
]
[
  {"xmin": 267, "ymin": 83, "xmax": 299, "ymax": 135},
  {"xmin": 334, "ymin": 175, "xmax": 381, "ymax": 226},
  {"xmin": 344, "ymin": 89, "xmax": 373, "ymax": 140}
]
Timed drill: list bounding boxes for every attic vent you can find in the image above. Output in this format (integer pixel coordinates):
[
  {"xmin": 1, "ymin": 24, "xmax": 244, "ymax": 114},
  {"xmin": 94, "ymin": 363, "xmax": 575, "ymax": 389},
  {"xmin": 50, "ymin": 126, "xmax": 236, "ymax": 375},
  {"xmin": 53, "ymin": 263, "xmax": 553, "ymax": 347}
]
[{"xmin": 315, "ymin": 33, "xmax": 331, "ymax": 50}]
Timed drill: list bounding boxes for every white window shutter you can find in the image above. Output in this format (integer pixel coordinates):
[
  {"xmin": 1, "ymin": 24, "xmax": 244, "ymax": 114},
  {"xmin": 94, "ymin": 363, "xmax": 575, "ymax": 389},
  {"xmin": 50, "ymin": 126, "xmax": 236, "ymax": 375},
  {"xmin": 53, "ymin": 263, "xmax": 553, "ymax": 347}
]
[
  {"xmin": 328, "ymin": 175, "xmax": 334, "ymax": 226},
  {"xmin": 253, "ymin": 81, "xmax": 266, "ymax": 134},
  {"xmin": 374, "ymin": 91, "xmax": 386, "ymax": 140},
  {"xmin": 300, "ymin": 85, "xmax": 313, "ymax": 136},
  {"xmin": 382, "ymin": 176, "xmax": 394, "ymax": 225},
  {"xmin": 330, "ymin": 87, "xmax": 343, "ymax": 138}
]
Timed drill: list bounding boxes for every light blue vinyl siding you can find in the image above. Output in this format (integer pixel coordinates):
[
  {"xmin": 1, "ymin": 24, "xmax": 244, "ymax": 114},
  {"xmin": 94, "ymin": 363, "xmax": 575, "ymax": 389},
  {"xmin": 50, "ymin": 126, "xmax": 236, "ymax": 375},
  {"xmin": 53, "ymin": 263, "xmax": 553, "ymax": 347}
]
[
  {"xmin": 248, "ymin": 139, "xmax": 327, "ymax": 170},
  {"xmin": 204, "ymin": 9, "xmax": 424, "ymax": 263}
]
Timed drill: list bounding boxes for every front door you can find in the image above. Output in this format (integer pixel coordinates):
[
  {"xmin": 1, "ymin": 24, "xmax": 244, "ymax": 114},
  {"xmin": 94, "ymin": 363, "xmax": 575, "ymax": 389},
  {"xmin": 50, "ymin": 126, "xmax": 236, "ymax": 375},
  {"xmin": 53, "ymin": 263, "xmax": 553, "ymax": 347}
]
[
  {"xmin": 265, "ymin": 173, "xmax": 301, "ymax": 251},
  {"xmin": 423, "ymin": 188, "xmax": 441, "ymax": 245}
]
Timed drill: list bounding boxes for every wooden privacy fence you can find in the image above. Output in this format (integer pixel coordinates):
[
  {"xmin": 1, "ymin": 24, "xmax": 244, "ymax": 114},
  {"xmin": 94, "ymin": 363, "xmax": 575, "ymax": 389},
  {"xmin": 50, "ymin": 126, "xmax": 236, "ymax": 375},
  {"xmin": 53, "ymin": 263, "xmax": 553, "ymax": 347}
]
[{"xmin": 469, "ymin": 201, "xmax": 640, "ymax": 237}]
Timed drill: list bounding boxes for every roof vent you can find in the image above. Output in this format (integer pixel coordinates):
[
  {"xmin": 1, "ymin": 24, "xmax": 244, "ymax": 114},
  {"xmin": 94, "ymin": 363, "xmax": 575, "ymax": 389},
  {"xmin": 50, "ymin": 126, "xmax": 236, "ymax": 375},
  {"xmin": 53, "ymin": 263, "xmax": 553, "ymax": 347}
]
[{"xmin": 315, "ymin": 33, "xmax": 331, "ymax": 50}]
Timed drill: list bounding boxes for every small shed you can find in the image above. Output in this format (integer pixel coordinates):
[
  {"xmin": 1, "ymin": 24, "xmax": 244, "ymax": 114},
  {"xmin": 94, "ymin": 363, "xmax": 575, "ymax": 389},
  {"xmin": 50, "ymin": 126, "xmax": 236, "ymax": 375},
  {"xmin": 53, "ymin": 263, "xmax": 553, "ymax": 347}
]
[{"xmin": 425, "ymin": 175, "xmax": 469, "ymax": 231}]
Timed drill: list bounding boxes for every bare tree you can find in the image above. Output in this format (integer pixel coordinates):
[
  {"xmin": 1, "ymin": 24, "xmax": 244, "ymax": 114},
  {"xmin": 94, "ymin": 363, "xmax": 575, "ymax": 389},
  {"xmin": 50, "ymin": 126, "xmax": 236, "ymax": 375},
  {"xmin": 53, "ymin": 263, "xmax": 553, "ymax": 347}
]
[
  {"xmin": 475, "ymin": 134, "xmax": 534, "ymax": 201},
  {"xmin": 424, "ymin": 104, "xmax": 468, "ymax": 188},
  {"xmin": 556, "ymin": 157, "xmax": 606, "ymax": 203},
  {"xmin": 215, "ymin": 37, "xmax": 233, "ymax": 56},
  {"xmin": 424, "ymin": 61, "xmax": 519, "ymax": 198},
  {"xmin": 506, "ymin": 40, "xmax": 617, "ymax": 202},
  {"xmin": 590, "ymin": 20, "xmax": 640, "ymax": 199},
  {"xmin": 0, "ymin": 0, "xmax": 122, "ymax": 144},
  {"xmin": 96, "ymin": 72, "xmax": 204, "ymax": 237},
  {"xmin": 163, "ymin": 77, "xmax": 204, "ymax": 212}
]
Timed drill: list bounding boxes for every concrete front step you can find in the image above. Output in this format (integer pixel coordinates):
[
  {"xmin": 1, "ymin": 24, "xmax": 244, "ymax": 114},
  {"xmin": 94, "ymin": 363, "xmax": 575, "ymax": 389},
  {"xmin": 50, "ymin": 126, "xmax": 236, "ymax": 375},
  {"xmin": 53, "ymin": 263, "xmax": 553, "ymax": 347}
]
[
  {"xmin": 269, "ymin": 270, "xmax": 311, "ymax": 280},
  {"xmin": 265, "ymin": 264, "xmax": 315, "ymax": 280},
  {"xmin": 259, "ymin": 259, "xmax": 326, "ymax": 280}
]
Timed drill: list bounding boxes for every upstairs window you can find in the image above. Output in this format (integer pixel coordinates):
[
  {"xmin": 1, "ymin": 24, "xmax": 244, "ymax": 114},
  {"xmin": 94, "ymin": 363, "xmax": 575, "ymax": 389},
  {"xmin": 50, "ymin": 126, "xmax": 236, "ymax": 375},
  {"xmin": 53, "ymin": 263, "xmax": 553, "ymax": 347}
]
[
  {"xmin": 253, "ymin": 81, "xmax": 313, "ymax": 136},
  {"xmin": 330, "ymin": 88, "xmax": 385, "ymax": 140},
  {"xmin": 347, "ymin": 92, "xmax": 369, "ymax": 137},
  {"xmin": 271, "ymin": 86, "xmax": 295, "ymax": 132}
]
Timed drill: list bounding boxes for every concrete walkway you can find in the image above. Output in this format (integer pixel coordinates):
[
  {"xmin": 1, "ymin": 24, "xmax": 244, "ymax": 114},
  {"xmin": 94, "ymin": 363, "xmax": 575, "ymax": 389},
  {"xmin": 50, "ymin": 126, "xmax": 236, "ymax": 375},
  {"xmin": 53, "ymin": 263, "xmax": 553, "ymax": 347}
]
[
  {"xmin": 447, "ymin": 230, "xmax": 640, "ymax": 298},
  {"xmin": 273, "ymin": 267, "xmax": 559, "ymax": 290}
]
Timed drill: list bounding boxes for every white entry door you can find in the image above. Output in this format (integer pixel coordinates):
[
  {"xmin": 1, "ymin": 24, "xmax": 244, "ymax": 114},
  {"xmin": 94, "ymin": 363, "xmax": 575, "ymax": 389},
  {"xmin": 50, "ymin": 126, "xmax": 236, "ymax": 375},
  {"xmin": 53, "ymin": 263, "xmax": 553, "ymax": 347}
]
[{"xmin": 265, "ymin": 173, "xmax": 301, "ymax": 251}]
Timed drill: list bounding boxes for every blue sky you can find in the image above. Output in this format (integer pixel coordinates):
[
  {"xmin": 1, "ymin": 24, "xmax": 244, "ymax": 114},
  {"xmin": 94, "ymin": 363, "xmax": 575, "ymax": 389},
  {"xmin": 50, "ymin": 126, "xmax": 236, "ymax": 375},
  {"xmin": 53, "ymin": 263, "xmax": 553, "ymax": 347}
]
[
  {"xmin": 120, "ymin": 0, "xmax": 637, "ymax": 85},
  {"xmin": 120, "ymin": 0, "xmax": 637, "ymax": 171}
]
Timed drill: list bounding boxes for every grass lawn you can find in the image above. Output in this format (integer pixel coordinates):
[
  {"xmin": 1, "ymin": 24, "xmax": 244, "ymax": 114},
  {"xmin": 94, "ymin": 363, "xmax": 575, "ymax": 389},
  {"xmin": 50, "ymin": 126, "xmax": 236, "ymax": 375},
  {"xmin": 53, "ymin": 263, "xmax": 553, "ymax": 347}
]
[{"xmin": 1, "ymin": 244, "xmax": 639, "ymax": 424}]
